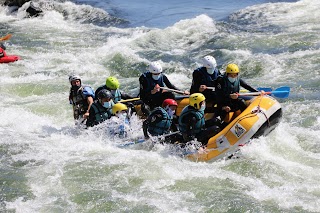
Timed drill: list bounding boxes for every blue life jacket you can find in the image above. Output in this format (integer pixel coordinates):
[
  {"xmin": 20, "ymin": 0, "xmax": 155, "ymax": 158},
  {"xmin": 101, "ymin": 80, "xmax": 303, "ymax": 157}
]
[
  {"xmin": 69, "ymin": 85, "xmax": 95, "ymax": 116},
  {"xmin": 142, "ymin": 72, "xmax": 165, "ymax": 99},
  {"xmin": 147, "ymin": 107, "xmax": 172, "ymax": 136},
  {"xmin": 178, "ymin": 106, "xmax": 205, "ymax": 134},
  {"xmin": 190, "ymin": 67, "xmax": 220, "ymax": 95},
  {"xmin": 110, "ymin": 89, "xmax": 121, "ymax": 103},
  {"xmin": 197, "ymin": 67, "xmax": 219, "ymax": 87},
  {"xmin": 222, "ymin": 74, "xmax": 240, "ymax": 94}
]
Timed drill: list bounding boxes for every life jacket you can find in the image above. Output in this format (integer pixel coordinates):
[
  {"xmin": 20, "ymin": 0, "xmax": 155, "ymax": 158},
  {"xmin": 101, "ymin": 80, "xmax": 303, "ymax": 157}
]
[
  {"xmin": 190, "ymin": 67, "xmax": 219, "ymax": 93},
  {"xmin": 178, "ymin": 106, "xmax": 205, "ymax": 134},
  {"xmin": 110, "ymin": 89, "xmax": 121, "ymax": 103},
  {"xmin": 142, "ymin": 72, "xmax": 165, "ymax": 99},
  {"xmin": 90, "ymin": 102, "xmax": 112, "ymax": 124},
  {"xmin": 221, "ymin": 74, "xmax": 240, "ymax": 94},
  {"xmin": 69, "ymin": 85, "xmax": 95, "ymax": 118},
  {"xmin": 147, "ymin": 107, "xmax": 172, "ymax": 136}
]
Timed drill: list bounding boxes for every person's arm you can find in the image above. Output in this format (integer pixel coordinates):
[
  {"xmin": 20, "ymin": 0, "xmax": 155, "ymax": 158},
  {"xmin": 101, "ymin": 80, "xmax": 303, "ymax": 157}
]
[
  {"xmin": 86, "ymin": 106, "xmax": 95, "ymax": 127},
  {"xmin": 181, "ymin": 114, "xmax": 197, "ymax": 133},
  {"xmin": 215, "ymin": 78, "xmax": 233, "ymax": 112},
  {"xmin": 240, "ymin": 79, "xmax": 258, "ymax": 92},
  {"xmin": 170, "ymin": 117, "xmax": 178, "ymax": 132},
  {"xmin": 163, "ymin": 75, "xmax": 180, "ymax": 90},
  {"xmin": 83, "ymin": 96, "xmax": 94, "ymax": 119},
  {"xmin": 139, "ymin": 76, "xmax": 150, "ymax": 100},
  {"xmin": 142, "ymin": 119, "xmax": 150, "ymax": 139},
  {"xmin": 215, "ymin": 78, "xmax": 230, "ymax": 106},
  {"xmin": 120, "ymin": 92, "xmax": 134, "ymax": 99},
  {"xmin": 190, "ymin": 71, "xmax": 202, "ymax": 93},
  {"xmin": 180, "ymin": 113, "xmax": 198, "ymax": 141}
]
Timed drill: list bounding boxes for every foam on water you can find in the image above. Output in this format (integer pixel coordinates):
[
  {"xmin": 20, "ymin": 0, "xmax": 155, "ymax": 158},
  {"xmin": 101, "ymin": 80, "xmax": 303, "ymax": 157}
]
[{"xmin": 1, "ymin": 0, "xmax": 319, "ymax": 212}]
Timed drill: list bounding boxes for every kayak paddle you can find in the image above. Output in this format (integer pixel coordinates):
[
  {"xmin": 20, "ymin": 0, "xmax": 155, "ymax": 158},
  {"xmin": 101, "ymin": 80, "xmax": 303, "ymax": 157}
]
[
  {"xmin": 238, "ymin": 86, "xmax": 290, "ymax": 98},
  {"xmin": 0, "ymin": 34, "xmax": 12, "ymax": 41}
]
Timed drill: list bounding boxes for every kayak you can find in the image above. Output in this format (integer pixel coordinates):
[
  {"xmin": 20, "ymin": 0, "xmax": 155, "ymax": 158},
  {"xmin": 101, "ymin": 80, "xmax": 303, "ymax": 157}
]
[
  {"xmin": 0, "ymin": 55, "xmax": 20, "ymax": 63},
  {"xmin": 184, "ymin": 95, "xmax": 282, "ymax": 162}
]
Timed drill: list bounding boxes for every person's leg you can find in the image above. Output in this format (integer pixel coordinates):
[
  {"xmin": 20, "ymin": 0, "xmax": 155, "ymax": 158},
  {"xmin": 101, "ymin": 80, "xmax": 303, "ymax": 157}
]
[
  {"xmin": 196, "ymin": 126, "xmax": 221, "ymax": 145},
  {"xmin": 238, "ymin": 98, "xmax": 247, "ymax": 111}
]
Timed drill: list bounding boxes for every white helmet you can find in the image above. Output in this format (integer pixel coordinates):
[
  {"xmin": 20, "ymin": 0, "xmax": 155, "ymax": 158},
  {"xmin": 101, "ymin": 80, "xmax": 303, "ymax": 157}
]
[
  {"xmin": 69, "ymin": 75, "xmax": 81, "ymax": 84},
  {"xmin": 202, "ymin": 56, "xmax": 217, "ymax": 69},
  {"xmin": 148, "ymin": 61, "xmax": 163, "ymax": 74}
]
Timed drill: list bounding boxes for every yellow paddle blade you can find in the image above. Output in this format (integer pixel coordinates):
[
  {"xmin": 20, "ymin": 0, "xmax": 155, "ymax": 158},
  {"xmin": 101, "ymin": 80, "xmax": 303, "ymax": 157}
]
[{"xmin": 0, "ymin": 34, "xmax": 12, "ymax": 41}]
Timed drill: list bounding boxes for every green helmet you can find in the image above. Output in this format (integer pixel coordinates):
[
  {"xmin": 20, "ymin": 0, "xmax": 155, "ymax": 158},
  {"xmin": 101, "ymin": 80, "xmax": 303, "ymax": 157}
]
[{"xmin": 105, "ymin": 77, "xmax": 120, "ymax": 90}]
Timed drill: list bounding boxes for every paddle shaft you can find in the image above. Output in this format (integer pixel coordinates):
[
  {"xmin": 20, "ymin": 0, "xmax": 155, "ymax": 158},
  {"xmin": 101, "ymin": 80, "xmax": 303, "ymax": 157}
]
[
  {"xmin": 119, "ymin": 97, "xmax": 140, "ymax": 103},
  {"xmin": 159, "ymin": 87, "xmax": 185, "ymax": 94},
  {"xmin": 206, "ymin": 87, "xmax": 215, "ymax": 91}
]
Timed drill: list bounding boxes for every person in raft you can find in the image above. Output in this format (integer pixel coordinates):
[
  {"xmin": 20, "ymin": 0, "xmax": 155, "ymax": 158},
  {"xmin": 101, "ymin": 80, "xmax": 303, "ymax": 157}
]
[
  {"xmin": 143, "ymin": 99, "xmax": 182, "ymax": 143},
  {"xmin": 190, "ymin": 55, "xmax": 221, "ymax": 109},
  {"xmin": 178, "ymin": 93, "xmax": 220, "ymax": 145},
  {"xmin": 139, "ymin": 61, "xmax": 189, "ymax": 115},
  {"xmin": 95, "ymin": 76, "xmax": 134, "ymax": 103},
  {"xmin": 215, "ymin": 63, "xmax": 262, "ymax": 124},
  {"xmin": 86, "ymin": 89, "xmax": 114, "ymax": 127}
]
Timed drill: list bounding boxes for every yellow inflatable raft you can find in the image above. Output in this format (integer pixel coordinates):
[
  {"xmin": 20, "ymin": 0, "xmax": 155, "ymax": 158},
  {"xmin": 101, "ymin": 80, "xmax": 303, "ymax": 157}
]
[{"xmin": 183, "ymin": 95, "xmax": 282, "ymax": 162}]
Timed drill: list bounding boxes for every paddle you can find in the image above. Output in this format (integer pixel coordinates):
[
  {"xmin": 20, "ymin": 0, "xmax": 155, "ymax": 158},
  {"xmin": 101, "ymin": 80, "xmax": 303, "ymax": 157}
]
[
  {"xmin": 159, "ymin": 87, "xmax": 185, "ymax": 94},
  {"xmin": 0, "ymin": 34, "xmax": 12, "ymax": 41},
  {"xmin": 117, "ymin": 131, "xmax": 181, "ymax": 147},
  {"xmin": 257, "ymin": 87, "xmax": 272, "ymax": 92},
  {"xmin": 238, "ymin": 86, "xmax": 290, "ymax": 98},
  {"xmin": 206, "ymin": 87, "xmax": 215, "ymax": 91},
  {"xmin": 207, "ymin": 87, "xmax": 248, "ymax": 93},
  {"xmin": 118, "ymin": 97, "xmax": 140, "ymax": 103}
]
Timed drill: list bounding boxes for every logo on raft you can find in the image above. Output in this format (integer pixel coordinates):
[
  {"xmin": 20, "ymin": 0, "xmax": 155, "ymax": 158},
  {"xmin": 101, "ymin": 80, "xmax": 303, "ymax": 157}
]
[{"xmin": 232, "ymin": 123, "xmax": 246, "ymax": 138}]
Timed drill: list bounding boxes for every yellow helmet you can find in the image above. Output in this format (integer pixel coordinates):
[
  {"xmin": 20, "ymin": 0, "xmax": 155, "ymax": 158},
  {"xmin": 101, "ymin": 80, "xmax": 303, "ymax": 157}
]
[
  {"xmin": 226, "ymin": 64, "xmax": 239, "ymax": 74},
  {"xmin": 112, "ymin": 103, "xmax": 128, "ymax": 115},
  {"xmin": 189, "ymin": 93, "xmax": 206, "ymax": 110}
]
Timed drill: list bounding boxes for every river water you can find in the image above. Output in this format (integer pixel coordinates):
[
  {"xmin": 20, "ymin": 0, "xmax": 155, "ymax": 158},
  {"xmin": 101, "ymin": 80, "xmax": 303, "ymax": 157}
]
[{"xmin": 0, "ymin": 0, "xmax": 319, "ymax": 212}]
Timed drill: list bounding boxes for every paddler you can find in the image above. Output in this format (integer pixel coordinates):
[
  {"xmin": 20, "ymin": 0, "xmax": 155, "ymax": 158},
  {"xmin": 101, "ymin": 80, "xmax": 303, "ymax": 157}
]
[
  {"xmin": 178, "ymin": 93, "xmax": 220, "ymax": 145},
  {"xmin": 190, "ymin": 55, "xmax": 221, "ymax": 112},
  {"xmin": 107, "ymin": 103, "xmax": 131, "ymax": 138},
  {"xmin": 215, "ymin": 63, "xmax": 262, "ymax": 123},
  {"xmin": 139, "ymin": 61, "xmax": 189, "ymax": 115},
  {"xmin": 142, "ymin": 99, "xmax": 181, "ymax": 143},
  {"xmin": 95, "ymin": 76, "xmax": 134, "ymax": 103},
  {"xmin": 86, "ymin": 89, "xmax": 114, "ymax": 127}
]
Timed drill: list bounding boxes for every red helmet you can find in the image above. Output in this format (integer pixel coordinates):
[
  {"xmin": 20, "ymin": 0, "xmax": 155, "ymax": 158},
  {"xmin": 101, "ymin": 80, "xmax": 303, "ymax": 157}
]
[{"xmin": 162, "ymin": 99, "xmax": 178, "ymax": 108}]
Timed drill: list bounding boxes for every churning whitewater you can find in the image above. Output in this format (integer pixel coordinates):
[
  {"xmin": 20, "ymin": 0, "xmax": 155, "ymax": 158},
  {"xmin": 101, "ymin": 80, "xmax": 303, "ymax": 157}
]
[{"xmin": 0, "ymin": 0, "xmax": 319, "ymax": 212}]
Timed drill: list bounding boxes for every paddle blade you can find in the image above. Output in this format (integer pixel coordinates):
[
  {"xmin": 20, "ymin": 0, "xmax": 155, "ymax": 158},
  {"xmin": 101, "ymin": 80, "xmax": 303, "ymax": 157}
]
[
  {"xmin": 257, "ymin": 87, "xmax": 272, "ymax": 92},
  {"xmin": 0, "ymin": 34, "xmax": 12, "ymax": 41},
  {"xmin": 271, "ymin": 86, "xmax": 290, "ymax": 98}
]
